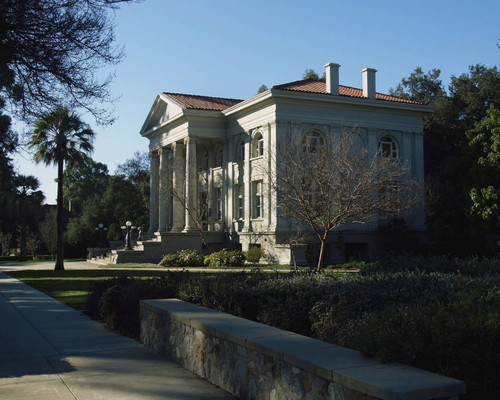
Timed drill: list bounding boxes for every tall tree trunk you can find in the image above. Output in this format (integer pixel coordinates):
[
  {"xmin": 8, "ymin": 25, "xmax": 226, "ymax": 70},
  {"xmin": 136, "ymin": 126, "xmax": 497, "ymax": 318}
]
[{"xmin": 55, "ymin": 159, "xmax": 65, "ymax": 271}]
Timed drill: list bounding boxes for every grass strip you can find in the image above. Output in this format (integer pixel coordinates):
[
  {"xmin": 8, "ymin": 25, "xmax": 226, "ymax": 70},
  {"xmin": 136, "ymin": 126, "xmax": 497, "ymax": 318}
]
[{"xmin": 6, "ymin": 269, "xmax": 173, "ymax": 310}]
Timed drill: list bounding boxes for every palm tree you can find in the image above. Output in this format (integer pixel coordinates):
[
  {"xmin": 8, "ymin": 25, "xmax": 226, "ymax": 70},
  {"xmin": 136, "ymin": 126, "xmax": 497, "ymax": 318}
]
[
  {"xmin": 14, "ymin": 175, "xmax": 45, "ymax": 260},
  {"xmin": 29, "ymin": 107, "xmax": 95, "ymax": 270}
]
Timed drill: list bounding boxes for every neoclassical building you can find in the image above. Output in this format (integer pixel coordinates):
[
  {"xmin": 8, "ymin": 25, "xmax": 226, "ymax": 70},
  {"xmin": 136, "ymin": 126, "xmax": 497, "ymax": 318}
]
[{"xmin": 120, "ymin": 63, "xmax": 432, "ymax": 264}]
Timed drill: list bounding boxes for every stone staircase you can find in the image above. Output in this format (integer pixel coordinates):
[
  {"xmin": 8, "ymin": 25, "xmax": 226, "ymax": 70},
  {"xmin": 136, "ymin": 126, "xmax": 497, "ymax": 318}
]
[{"xmin": 94, "ymin": 231, "xmax": 210, "ymax": 264}]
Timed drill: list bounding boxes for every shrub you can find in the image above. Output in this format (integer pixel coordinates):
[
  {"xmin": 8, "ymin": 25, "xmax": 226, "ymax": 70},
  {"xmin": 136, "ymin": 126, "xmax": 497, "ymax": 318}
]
[
  {"xmin": 85, "ymin": 257, "xmax": 499, "ymax": 400},
  {"xmin": 158, "ymin": 249, "xmax": 204, "ymax": 268},
  {"xmin": 309, "ymin": 272, "xmax": 500, "ymax": 400},
  {"xmin": 95, "ymin": 276, "xmax": 177, "ymax": 337},
  {"xmin": 253, "ymin": 273, "xmax": 340, "ymax": 335},
  {"xmin": 324, "ymin": 260, "xmax": 377, "ymax": 270},
  {"xmin": 246, "ymin": 245, "xmax": 262, "ymax": 263},
  {"xmin": 203, "ymin": 249, "xmax": 246, "ymax": 268},
  {"xmin": 363, "ymin": 254, "xmax": 500, "ymax": 276}
]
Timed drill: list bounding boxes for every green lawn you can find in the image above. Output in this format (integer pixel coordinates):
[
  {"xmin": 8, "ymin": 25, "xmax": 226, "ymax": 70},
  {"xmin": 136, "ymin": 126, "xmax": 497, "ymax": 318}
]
[{"xmin": 6, "ymin": 269, "xmax": 174, "ymax": 310}]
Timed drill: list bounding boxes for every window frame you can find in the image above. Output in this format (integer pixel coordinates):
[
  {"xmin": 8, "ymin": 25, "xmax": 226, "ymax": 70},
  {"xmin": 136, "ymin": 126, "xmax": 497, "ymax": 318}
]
[
  {"xmin": 236, "ymin": 139, "xmax": 245, "ymax": 163},
  {"xmin": 302, "ymin": 130, "xmax": 325, "ymax": 153},
  {"xmin": 234, "ymin": 184, "xmax": 244, "ymax": 220},
  {"xmin": 252, "ymin": 131, "xmax": 264, "ymax": 158},
  {"xmin": 214, "ymin": 187, "xmax": 222, "ymax": 221},
  {"xmin": 252, "ymin": 180, "xmax": 263, "ymax": 219},
  {"xmin": 378, "ymin": 136, "xmax": 399, "ymax": 159}
]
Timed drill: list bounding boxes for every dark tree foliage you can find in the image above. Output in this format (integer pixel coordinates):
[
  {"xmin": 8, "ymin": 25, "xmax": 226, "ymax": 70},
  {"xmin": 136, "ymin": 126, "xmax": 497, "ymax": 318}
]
[
  {"xmin": 115, "ymin": 150, "xmax": 150, "ymax": 217},
  {"xmin": 13, "ymin": 175, "xmax": 44, "ymax": 259},
  {"xmin": 302, "ymin": 68, "xmax": 326, "ymax": 82},
  {"xmin": 63, "ymin": 157, "xmax": 109, "ymax": 215},
  {"xmin": 0, "ymin": 103, "xmax": 17, "ymax": 237},
  {"xmin": 389, "ymin": 67, "xmax": 445, "ymax": 105},
  {"xmin": 0, "ymin": 0, "xmax": 138, "ymax": 124},
  {"xmin": 392, "ymin": 65, "xmax": 500, "ymax": 255}
]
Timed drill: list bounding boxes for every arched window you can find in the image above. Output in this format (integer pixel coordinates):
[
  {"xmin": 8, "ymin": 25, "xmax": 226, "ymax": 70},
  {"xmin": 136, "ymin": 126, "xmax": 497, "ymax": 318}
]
[
  {"xmin": 378, "ymin": 136, "xmax": 399, "ymax": 159},
  {"xmin": 236, "ymin": 139, "xmax": 245, "ymax": 163},
  {"xmin": 302, "ymin": 130, "xmax": 325, "ymax": 153},
  {"xmin": 252, "ymin": 132, "xmax": 264, "ymax": 158}
]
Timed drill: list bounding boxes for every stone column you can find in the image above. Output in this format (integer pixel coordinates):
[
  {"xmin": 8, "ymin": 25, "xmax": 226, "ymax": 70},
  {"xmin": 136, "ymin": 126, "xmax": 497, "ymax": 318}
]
[
  {"xmin": 158, "ymin": 147, "xmax": 169, "ymax": 232},
  {"xmin": 149, "ymin": 150, "xmax": 159, "ymax": 233},
  {"xmin": 171, "ymin": 141, "xmax": 185, "ymax": 232},
  {"xmin": 183, "ymin": 137, "xmax": 197, "ymax": 232}
]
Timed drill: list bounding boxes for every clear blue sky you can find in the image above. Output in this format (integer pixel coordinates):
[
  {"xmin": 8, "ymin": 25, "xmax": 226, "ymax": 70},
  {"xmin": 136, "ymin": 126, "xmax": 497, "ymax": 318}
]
[{"xmin": 13, "ymin": 0, "xmax": 500, "ymax": 204}]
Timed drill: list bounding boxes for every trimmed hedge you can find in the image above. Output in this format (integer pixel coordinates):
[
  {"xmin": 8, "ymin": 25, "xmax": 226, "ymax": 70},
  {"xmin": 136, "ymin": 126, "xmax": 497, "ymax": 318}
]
[
  {"xmin": 203, "ymin": 249, "xmax": 246, "ymax": 268},
  {"xmin": 158, "ymin": 249, "xmax": 204, "ymax": 268}
]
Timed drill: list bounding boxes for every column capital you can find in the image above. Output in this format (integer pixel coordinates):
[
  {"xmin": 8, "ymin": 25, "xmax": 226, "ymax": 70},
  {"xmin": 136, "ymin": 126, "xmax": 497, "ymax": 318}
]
[
  {"xmin": 150, "ymin": 148, "xmax": 160, "ymax": 158},
  {"xmin": 171, "ymin": 140, "xmax": 184, "ymax": 150},
  {"xmin": 184, "ymin": 136, "xmax": 198, "ymax": 146}
]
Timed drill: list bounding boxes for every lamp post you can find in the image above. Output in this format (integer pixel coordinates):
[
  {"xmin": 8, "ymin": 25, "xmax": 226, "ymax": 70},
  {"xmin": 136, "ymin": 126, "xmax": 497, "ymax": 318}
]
[
  {"xmin": 121, "ymin": 221, "xmax": 136, "ymax": 250},
  {"xmin": 94, "ymin": 223, "xmax": 108, "ymax": 248}
]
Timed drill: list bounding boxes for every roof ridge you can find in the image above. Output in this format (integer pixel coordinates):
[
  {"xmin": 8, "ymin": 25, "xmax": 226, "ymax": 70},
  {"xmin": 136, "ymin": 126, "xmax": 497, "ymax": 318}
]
[
  {"xmin": 272, "ymin": 78, "xmax": 319, "ymax": 89},
  {"xmin": 164, "ymin": 92, "xmax": 243, "ymax": 102}
]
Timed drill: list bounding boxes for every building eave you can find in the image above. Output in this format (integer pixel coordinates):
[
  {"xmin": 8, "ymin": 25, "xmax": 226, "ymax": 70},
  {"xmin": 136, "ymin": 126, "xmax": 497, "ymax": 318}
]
[
  {"xmin": 222, "ymin": 88, "xmax": 434, "ymax": 118},
  {"xmin": 141, "ymin": 108, "xmax": 225, "ymax": 138}
]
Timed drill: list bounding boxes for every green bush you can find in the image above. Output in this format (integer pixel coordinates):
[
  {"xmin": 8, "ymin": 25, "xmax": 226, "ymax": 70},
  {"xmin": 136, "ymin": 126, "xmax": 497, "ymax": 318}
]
[
  {"xmin": 324, "ymin": 260, "xmax": 377, "ymax": 270},
  {"xmin": 85, "ymin": 256, "xmax": 500, "ymax": 400},
  {"xmin": 309, "ymin": 272, "xmax": 500, "ymax": 400},
  {"xmin": 246, "ymin": 245, "xmax": 262, "ymax": 263},
  {"xmin": 158, "ymin": 249, "xmax": 204, "ymax": 268},
  {"xmin": 363, "ymin": 254, "xmax": 500, "ymax": 276},
  {"xmin": 94, "ymin": 277, "xmax": 177, "ymax": 337},
  {"xmin": 253, "ymin": 273, "xmax": 339, "ymax": 335},
  {"xmin": 203, "ymin": 249, "xmax": 246, "ymax": 267}
]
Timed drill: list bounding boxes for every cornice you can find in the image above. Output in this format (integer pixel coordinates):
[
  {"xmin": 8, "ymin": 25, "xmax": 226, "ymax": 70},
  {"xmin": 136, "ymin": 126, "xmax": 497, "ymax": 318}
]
[{"xmin": 223, "ymin": 88, "xmax": 433, "ymax": 117}]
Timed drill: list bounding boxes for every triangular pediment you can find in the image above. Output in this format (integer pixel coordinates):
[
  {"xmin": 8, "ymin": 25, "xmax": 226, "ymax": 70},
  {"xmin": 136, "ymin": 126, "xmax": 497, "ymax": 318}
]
[{"xmin": 140, "ymin": 94, "xmax": 184, "ymax": 135}]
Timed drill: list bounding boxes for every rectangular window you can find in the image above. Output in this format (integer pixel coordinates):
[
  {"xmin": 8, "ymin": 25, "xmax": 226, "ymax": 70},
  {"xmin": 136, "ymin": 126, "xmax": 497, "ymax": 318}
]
[
  {"xmin": 215, "ymin": 187, "xmax": 222, "ymax": 221},
  {"xmin": 234, "ymin": 184, "xmax": 244, "ymax": 220},
  {"xmin": 252, "ymin": 180, "xmax": 262, "ymax": 219}
]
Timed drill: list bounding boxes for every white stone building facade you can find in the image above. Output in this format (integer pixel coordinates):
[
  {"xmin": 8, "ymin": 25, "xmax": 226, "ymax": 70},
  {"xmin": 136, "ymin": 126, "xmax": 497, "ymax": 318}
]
[{"xmin": 135, "ymin": 63, "xmax": 432, "ymax": 264}]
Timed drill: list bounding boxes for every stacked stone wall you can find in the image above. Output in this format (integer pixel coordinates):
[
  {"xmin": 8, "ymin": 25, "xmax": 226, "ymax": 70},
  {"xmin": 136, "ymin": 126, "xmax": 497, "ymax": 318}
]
[{"xmin": 140, "ymin": 299, "xmax": 465, "ymax": 400}]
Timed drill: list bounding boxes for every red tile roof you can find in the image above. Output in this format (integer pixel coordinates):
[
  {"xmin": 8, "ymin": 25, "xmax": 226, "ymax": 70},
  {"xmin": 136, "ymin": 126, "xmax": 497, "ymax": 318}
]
[
  {"xmin": 164, "ymin": 79, "xmax": 424, "ymax": 111},
  {"xmin": 272, "ymin": 79, "xmax": 424, "ymax": 104},
  {"xmin": 164, "ymin": 92, "xmax": 243, "ymax": 111}
]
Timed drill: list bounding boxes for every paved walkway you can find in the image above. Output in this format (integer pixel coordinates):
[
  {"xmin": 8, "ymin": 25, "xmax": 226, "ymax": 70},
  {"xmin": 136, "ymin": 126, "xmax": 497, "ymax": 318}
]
[{"xmin": 0, "ymin": 271, "xmax": 235, "ymax": 399}]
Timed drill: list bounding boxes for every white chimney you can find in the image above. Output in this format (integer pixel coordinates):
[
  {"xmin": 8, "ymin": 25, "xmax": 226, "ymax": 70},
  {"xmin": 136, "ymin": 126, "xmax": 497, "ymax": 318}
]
[
  {"xmin": 324, "ymin": 63, "xmax": 340, "ymax": 95},
  {"xmin": 362, "ymin": 68, "xmax": 377, "ymax": 99}
]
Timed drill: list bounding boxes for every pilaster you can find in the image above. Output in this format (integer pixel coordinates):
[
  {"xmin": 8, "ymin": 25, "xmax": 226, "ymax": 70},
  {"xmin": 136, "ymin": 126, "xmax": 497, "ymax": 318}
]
[{"xmin": 243, "ymin": 132, "xmax": 252, "ymax": 232}]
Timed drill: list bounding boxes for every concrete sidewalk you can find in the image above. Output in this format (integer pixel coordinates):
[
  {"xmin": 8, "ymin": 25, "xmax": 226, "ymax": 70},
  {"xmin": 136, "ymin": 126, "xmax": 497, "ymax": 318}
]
[{"xmin": 0, "ymin": 272, "xmax": 235, "ymax": 399}]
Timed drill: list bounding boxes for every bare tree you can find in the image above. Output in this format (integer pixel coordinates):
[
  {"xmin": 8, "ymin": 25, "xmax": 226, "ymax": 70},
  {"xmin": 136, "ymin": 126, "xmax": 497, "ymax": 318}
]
[
  {"xmin": 271, "ymin": 132, "xmax": 421, "ymax": 271},
  {"xmin": 25, "ymin": 228, "xmax": 40, "ymax": 260}
]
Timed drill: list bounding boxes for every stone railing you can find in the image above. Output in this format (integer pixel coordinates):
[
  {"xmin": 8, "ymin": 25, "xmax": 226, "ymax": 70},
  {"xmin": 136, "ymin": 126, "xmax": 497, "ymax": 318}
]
[{"xmin": 140, "ymin": 299, "xmax": 466, "ymax": 400}]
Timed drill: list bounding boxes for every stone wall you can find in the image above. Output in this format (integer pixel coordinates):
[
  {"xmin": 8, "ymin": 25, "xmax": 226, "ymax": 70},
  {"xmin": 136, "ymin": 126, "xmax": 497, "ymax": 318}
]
[{"xmin": 140, "ymin": 299, "xmax": 465, "ymax": 400}]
